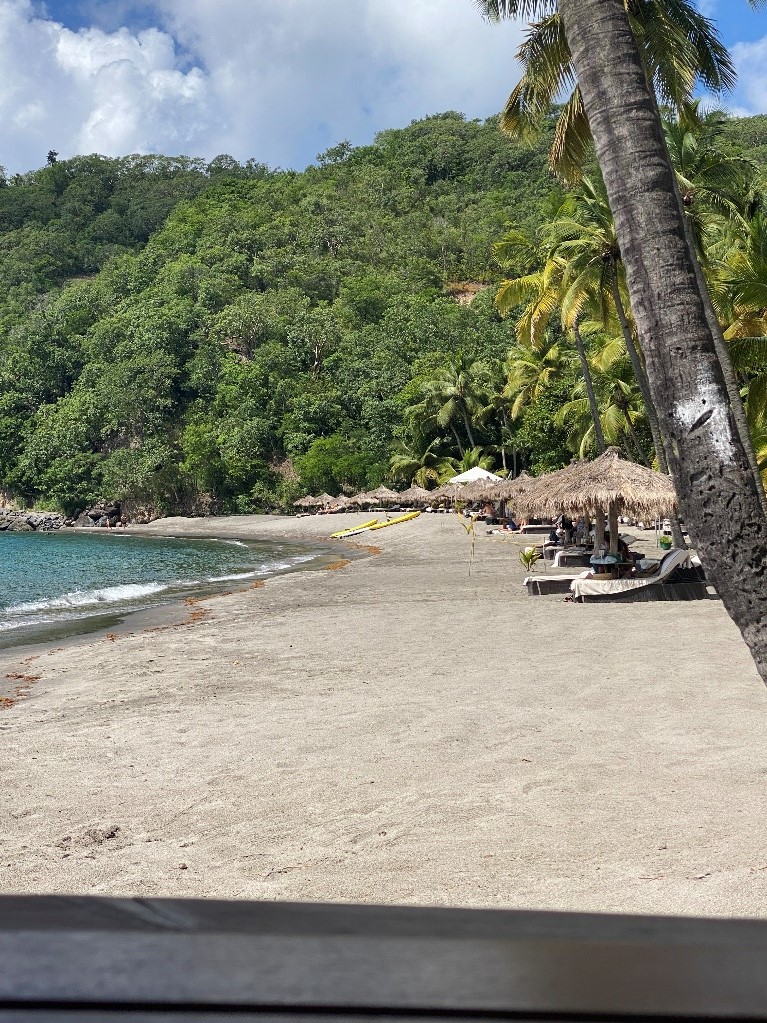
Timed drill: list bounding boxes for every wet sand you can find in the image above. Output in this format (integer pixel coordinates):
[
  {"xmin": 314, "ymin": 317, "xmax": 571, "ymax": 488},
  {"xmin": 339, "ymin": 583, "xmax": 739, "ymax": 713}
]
[{"xmin": 1, "ymin": 512, "xmax": 766, "ymax": 916}]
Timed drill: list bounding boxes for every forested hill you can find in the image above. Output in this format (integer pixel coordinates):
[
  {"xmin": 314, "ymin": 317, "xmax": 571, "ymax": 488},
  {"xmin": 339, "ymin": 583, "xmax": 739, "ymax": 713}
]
[{"xmin": 0, "ymin": 110, "xmax": 763, "ymax": 516}]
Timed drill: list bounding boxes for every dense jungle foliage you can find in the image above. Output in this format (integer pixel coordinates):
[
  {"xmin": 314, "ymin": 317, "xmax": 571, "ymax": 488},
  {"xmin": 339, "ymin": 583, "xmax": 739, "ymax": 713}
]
[{"xmin": 0, "ymin": 110, "xmax": 765, "ymax": 514}]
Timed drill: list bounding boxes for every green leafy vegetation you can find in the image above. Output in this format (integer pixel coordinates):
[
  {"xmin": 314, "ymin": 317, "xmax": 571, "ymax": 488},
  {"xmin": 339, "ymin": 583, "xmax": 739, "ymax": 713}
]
[{"xmin": 0, "ymin": 108, "xmax": 766, "ymax": 515}]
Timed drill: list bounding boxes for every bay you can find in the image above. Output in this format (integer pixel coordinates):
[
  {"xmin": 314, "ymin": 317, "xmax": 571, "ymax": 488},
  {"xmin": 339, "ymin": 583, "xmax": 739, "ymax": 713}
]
[{"xmin": 0, "ymin": 529, "xmax": 330, "ymax": 649}]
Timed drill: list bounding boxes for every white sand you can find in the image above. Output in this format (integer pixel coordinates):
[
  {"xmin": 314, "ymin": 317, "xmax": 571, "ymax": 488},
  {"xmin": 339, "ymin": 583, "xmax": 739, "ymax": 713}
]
[{"xmin": 1, "ymin": 512, "xmax": 766, "ymax": 916}]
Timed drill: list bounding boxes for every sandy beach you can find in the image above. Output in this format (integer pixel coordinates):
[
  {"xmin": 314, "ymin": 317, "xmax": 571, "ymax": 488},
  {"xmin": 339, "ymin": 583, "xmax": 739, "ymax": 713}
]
[{"xmin": 1, "ymin": 511, "xmax": 766, "ymax": 916}]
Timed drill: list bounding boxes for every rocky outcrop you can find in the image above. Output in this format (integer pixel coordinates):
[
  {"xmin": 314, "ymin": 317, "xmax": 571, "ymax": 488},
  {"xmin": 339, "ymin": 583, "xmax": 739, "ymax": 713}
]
[
  {"xmin": 71, "ymin": 502, "xmax": 125, "ymax": 528},
  {"xmin": 0, "ymin": 508, "xmax": 65, "ymax": 531},
  {"xmin": 70, "ymin": 500, "xmax": 162, "ymax": 527}
]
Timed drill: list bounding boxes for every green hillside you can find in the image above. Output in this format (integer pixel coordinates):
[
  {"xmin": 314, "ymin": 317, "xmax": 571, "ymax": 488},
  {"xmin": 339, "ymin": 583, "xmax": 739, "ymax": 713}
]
[
  {"xmin": 0, "ymin": 110, "xmax": 764, "ymax": 515},
  {"xmin": 0, "ymin": 113, "xmax": 558, "ymax": 514}
]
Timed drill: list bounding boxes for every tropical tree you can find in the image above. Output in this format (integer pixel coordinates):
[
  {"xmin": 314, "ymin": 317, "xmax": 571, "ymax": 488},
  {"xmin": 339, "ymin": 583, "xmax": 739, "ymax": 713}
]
[
  {"xmin": 405, "ymin": 352, "xmax": 485, "ymax": 455},
  {"xmin": 487, "ymin": 0, "xmax": 736, "ymax": 183},
  {"xmin": 503, "ymin": 334, "xmax": 570, "ymax": 419},
  {"xmin": 388, "ymin": 433, "xmax": 444, "ymax": 488},
  {"xmin": 662, "ymin": 100, "xmax": 758, "ymax": 259},
  {"xmin": 555, "ymin": 334, "xmax": 648, "ymax": 460},
  {"xmin": 495, "ymin": 227, "xmax": 606, "ymax": 450},
  {"xmin": 475, "ymin": 359, "xmax": 521, "ymax": 473},
  {"xmin": 437, "ymin": 445, "xmax": 496, "ymax": 482},
  {"xmin": 713, "ymin": 211, "xmax": 767, "ymax": 341},
  {"xmin": 479, "ymin": 0, "xmax": 767, "ymax": 683},
  {"xmin": 548, "ymin": 177, "xmax": 669, "ymax": 469}
]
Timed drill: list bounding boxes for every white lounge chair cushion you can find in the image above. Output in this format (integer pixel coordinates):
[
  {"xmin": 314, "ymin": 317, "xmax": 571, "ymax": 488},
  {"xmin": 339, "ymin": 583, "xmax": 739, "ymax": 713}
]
[
  {"xmin": 570, "ymin": 549, "xmax": 690, "ymax": 598},
  {"xmin": 523, "ymin": 570, "xmax": 591, "ymax": 587}
]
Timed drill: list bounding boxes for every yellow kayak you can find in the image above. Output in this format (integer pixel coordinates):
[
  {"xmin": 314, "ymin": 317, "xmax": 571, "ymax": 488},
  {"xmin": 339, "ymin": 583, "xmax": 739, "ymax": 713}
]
[
  {"xmin": 330, "ymin": 518, "xmax": 378, "ymax": 538},
  {"xmin": 367, "ymin": 511, "xmax": 421, "ymax": 530}
]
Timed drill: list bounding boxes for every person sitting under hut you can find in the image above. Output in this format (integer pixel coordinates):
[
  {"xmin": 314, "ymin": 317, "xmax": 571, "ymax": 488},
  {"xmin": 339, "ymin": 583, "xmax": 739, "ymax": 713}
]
[{"xmin": 556, "ymin": 513, "xmax": 574, "ymax": 545}]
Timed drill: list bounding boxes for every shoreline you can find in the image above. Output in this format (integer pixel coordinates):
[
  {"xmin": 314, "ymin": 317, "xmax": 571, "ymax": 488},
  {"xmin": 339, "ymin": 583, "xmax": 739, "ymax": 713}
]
[
  {"xmin": 0, "ymin": 521, "xmax": 361, "ymax": 668},
  {"xmin": 2, "ymin": 512, "xmax": 767, "ymax": 917}
]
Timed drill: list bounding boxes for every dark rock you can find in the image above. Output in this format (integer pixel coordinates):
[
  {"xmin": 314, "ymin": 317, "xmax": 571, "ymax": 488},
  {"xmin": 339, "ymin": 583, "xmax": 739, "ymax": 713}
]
[{"xmin": 0, "ymin": 507, "xmax": 65, "ymax": 531}]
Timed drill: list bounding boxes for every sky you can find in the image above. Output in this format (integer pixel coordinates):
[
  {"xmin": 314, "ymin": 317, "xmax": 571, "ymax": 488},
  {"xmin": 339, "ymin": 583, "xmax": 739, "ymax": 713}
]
[{"xmin": 0, "ymin": 0, "xmax": 764, "ymax": 175}]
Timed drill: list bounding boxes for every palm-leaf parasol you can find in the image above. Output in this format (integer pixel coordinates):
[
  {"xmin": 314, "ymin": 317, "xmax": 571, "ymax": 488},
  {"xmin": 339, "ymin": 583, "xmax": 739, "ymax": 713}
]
[{"xmin": 516, "ymin": 447, "xmax": 677, "ymax": 554}]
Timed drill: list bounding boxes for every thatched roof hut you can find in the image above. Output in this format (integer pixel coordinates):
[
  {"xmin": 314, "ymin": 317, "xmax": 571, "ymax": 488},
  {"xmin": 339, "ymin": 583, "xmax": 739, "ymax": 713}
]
[
  {"xmin": 517, "ymin": 448, "xmax": 676, "ymax": 520},
  {"xmin": 487, "ymin": 471, "xmax": 535, "ymax": 503},
  {"xmin": 427, "ymin": 482, "xmax": 465, "ymax": 504},
  {"xmin": 293, "ymin": 495, "xmax": 320, "ymax": 508},
  {"xmin": 398, "ymin": 485, "xmax": 432, "ymax": 506},
  {"xmin": 516, "ymin": 447, "xmax": 677, "ymax": 554},
  {"xmin": 459, "ymin": 478, "xmax": 499, "ymax": 501},
  {"xmin": 348, "ymin": 486, "xmax": 400, "ymax": 506}
]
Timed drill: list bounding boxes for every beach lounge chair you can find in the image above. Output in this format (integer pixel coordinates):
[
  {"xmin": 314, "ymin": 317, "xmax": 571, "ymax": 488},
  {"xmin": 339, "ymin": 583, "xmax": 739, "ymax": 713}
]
[
  {"xmin": 524, "ymin": 569, "xmax": 591, "ymax": 596},
  {"xmin": 570, "ymin": 548, "xmax": 709, "ymax": 602}
]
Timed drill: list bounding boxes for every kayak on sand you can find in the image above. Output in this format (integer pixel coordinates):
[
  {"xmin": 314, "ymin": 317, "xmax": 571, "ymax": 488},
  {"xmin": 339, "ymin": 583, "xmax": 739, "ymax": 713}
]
[
  {"xmin": 333, "ymin": 511, "xmax": 420, "ymax": 537},
  {"xmin": 330, "ymin": 519, "xmax": 378, "ymax": 538}
]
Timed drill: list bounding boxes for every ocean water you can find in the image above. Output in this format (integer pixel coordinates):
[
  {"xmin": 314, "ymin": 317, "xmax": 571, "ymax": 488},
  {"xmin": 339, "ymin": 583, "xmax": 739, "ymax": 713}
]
[{"xmin": 0, "ymin": 530, "xmax": 328, "ymax": 649}]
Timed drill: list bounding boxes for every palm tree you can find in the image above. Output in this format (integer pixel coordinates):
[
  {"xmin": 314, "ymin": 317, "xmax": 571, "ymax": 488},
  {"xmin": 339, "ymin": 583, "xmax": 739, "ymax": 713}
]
[
  {"xmin": 475, "ymin": 359, "xmax": 518, "ymax": 472},
  {"xmin": 494, "ymin": 229, "xmax": 606, "ymax": 450},
  {"xmin": 662, "ymin": 100, "xmax": 758, "ymax": 261},
  {"xmin": 503, "ymin": 335, "xmax": 570, "ymax": 419},
  {"xmin": 482, "ymin": 0, "xmax": 767, "ymax": 523},
  {"xmin": 478, "ymin": 0, "xmax": 767, "ymax": 682},
  {"xmin": 437, "ymin": 446, "xmax": 496, "ymax": 482},
  {"xmin": 480, "ymin": 0, "xmax": 736, "ymax": 183},
  {"xmin": 713, "ymin": 211, "xmax": 767, "ymax": 341},
  {"xmin": 409, "ymin": 352, "xmax": 485, "ymax": 455},
  {"xmin": 388, "ymin": 434, "xmax": 444, "ymax": 488},
  {"xmin": 556, "ymin": 334, "xmax": 648, "ymax": 460}
]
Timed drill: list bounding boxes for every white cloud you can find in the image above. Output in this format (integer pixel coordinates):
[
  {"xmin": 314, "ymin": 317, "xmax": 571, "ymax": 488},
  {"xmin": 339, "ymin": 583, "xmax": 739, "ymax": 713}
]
[
  {"xmin": 153, "ymin": 0, "xmax": 525, "ymax": 168},
  {"xmin": 0, "ymin": 0, "xmax": 217, "ymax": 171},
  {"xmin": 729, "ymin": 36, "xmax": 767, "ymax": 118},
  {"xmin": 0, "ymin": 0, "xmax": 525, "ymax": 173}
]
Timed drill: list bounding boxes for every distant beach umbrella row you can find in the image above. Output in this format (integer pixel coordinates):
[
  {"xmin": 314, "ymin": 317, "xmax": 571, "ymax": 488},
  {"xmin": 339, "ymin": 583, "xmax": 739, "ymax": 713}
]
[
  {"xmin": 292, "ymin": 452, "xmax": 677, "ymax": 555},
  {"xmin": 347, "ymin": 486, "xmax": 401, "ymax": 507},
  {"xmin": 293, "ymin": 475, "xmax": 538, "ymax": 510}
]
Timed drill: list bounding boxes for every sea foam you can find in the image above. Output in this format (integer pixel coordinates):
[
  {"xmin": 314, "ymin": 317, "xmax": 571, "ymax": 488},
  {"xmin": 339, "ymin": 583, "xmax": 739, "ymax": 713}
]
[{"xmin": 6, "ymin": 581, "xmax": 169, "ymax": 616}]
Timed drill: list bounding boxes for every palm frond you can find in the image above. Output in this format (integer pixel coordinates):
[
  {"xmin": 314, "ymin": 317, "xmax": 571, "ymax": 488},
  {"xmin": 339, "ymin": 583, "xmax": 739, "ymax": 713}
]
[
  {"xmin": 548, "ymin": 87, "xmax": 591, "ymax": 184},
  {"xmin": 729, "ymin": 337, "xmax": 767, "ymax": 372}
]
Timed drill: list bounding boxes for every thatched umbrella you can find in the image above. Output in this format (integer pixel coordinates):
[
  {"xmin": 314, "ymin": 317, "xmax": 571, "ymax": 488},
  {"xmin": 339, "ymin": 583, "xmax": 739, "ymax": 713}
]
[
  {"xmin": 316, "ymin": 492, "xmax": 336, "ymax": 506},
  {"xmin": 398, "ymin": 485, "xmax": 431, "ymax": 506},
  {"xmin": 516, "ymin": 447, "xmax": 677, "ymax": 555},
  {"xmin": 293, "ymin": 495, "xmax": 320, "ymax": 509},
  {"xmin": 368, "ymin": 485, "xmax": 400, "ymax": 504},
  {"xmin": 487, "ymin": 471, "xmax": 534, "ymax": 503},
  {"xmin": 427, "ymin": 482, "xmax": 465, "ymax": 505},
  {"xmin": 459, "ymin": 478, "xmax": 499, "ymax": 502},
  {"xmin": 348, "ymin": 485, "xmax": 400, "ymax": 507}
]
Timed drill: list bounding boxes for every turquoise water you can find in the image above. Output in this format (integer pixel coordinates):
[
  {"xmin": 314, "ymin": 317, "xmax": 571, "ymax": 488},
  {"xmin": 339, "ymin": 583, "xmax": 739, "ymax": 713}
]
[{"xmin": 0, "ymin": 530, "xmax": 328, "ymax": 649}]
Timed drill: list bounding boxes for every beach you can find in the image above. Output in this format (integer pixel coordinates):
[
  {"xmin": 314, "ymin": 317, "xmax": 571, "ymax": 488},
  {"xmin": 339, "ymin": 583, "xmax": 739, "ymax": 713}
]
[{"xmin": 1, "ymin": 511, "xmax": 766, "ymax": 916}]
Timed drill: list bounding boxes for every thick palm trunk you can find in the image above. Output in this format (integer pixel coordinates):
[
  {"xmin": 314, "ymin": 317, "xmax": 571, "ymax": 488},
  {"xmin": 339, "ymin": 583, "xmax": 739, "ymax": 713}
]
[
  {"xmin": 572, "ymin": 320, "xmax": 605, "ymax": 453},
  {"xmin": 559, "ymin": 0, "xmax": 767, "ymax": 683},
  {"xmin": 615, "ymin": 244, "xmax": 703, "ymax": 547}
]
